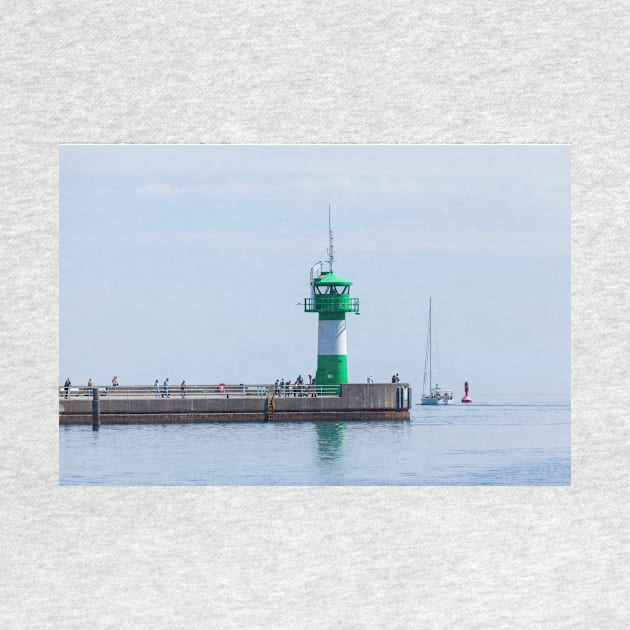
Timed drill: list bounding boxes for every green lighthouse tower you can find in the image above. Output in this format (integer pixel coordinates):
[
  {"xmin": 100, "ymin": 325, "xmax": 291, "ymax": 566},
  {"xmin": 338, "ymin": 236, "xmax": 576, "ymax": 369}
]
[{"xmin": 304, "ymin": 210, "xmax": 359, "ymax": 385}]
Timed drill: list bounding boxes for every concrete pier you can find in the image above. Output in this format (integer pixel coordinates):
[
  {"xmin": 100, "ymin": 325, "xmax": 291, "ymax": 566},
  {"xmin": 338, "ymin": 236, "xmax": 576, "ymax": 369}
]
[{"xmin": 59, "ymin": 383, "xmax": 411, "ymax": 425}]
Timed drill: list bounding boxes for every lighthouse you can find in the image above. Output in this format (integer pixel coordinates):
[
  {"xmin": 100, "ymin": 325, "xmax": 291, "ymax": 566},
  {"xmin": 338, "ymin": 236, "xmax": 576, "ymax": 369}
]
[{"xmin": 304, "ymin": 210, "xmax": 359, "ymax": 385}]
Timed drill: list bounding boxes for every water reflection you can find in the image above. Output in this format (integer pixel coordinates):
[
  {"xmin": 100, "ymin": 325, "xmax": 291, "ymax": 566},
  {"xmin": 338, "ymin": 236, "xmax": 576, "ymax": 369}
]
[
  {"xmin": 59, "ymin": 404, "xmax": 570, "ymax": 485},
  {"xmin": 316, "ymin": 422, "xmax": 347, "ymax": 461}
]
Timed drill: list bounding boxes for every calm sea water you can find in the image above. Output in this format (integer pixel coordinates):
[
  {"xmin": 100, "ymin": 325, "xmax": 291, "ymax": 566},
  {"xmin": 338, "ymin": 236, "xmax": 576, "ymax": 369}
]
[{"xmin": 59, "ymin": 401, "xmax": 570, "ymax": 486}]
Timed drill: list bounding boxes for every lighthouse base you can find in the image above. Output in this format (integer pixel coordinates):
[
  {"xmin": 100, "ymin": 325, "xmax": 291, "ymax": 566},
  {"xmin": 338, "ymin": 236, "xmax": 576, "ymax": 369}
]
[{"xmin": 316, "ymin": 354, "xmax": 348, "ymax": 386}]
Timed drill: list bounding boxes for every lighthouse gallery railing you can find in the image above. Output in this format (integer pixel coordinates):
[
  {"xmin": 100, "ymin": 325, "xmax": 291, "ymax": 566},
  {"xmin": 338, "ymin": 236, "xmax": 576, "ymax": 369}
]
[{"xmin": 303, "ymin": 296, "xmax": 360, "ymax": 313}]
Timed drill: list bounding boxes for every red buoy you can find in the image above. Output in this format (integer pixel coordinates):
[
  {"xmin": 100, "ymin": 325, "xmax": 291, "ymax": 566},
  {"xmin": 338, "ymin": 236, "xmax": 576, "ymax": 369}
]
[{"xmin": 461, "ymin": 381, "xmax": 472, "ymax": 403}]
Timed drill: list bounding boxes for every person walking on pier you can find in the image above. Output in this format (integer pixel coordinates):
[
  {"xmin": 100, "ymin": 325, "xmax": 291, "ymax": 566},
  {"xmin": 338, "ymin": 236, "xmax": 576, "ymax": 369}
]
[
  {"xmin": 154, "ymin": 379, "xmax": 160, "ymax": 397},
  {"xmin": 64, "ymin": 377, "xmax": 71, "ymax": 399},
  {"xmin": 180, "ymin": 380, "xmax": 187, "ymax": 398},
  {"xmin": 162, "ymin": 377, "xmax": 169, "ymax": 398},
  {"xmin": 87, "ymin": 378, "xmax": 93, "ymax": 396}
]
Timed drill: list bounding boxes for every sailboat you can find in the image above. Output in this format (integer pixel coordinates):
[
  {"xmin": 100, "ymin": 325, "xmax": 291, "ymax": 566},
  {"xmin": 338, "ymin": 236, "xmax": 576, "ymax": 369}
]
[{"xmin": 420, "ymin": 298, "xmax": 453, "ymax": 405}]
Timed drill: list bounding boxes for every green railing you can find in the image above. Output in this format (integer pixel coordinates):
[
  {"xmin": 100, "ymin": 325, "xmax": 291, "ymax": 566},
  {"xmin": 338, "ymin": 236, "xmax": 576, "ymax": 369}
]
[{"xmin": 303, "ymin": 296, "xmax": 360, "ymax": 313}]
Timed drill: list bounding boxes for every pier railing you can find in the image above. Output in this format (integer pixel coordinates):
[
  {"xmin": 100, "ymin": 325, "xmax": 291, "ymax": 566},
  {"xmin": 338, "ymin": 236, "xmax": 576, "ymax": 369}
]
[{"xmin": 59, "ymin": 383, "xmax": 342, "ymax": 399}]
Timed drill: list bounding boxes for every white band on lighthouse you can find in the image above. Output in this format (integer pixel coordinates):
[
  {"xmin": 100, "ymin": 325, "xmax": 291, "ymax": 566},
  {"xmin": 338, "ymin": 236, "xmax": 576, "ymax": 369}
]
[{"xmin": 317, "ymin": 319, "xmax": 347, "ymax": 356}]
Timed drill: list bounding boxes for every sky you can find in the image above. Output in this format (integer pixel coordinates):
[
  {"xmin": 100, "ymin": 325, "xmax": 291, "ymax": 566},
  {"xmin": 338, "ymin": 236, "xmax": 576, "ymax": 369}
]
[{"xmin": 59, "ymin": 144, "xmax": 570, "ymax": 399}]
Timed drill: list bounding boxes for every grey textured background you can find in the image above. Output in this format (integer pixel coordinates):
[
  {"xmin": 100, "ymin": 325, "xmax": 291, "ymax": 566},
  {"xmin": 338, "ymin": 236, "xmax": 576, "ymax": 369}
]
[{"xmin": 2, "ymin": 2, "xmax": 629, "ymax": 628}]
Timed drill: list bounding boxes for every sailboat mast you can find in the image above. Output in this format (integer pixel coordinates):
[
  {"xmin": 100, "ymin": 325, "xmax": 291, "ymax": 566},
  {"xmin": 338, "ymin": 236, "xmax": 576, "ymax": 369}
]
[{"xmin": 428, "ymin": 297, "xmax": 432, "ymax": 391}]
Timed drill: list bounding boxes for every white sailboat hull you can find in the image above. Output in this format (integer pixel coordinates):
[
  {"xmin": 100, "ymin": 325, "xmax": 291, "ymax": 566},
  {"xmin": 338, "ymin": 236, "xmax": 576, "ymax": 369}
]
[
  {"xmin": 421, "ymin": 393, "xmax": 452, "ymax": 405},
  {"xmin": 421, "ymin": 398, "xmax": 450, "ymax": 405}
]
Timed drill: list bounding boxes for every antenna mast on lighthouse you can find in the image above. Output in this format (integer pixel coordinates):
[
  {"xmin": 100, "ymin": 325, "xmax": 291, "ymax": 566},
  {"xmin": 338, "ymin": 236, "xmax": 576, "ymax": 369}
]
[{"xmin": 327, "ymin": 204, "xmax": 334, "ymax": 272}]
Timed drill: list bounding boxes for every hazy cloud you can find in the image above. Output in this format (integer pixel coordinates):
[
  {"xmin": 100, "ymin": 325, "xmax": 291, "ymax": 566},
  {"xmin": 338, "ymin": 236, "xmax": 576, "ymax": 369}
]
[
  {"xmin": 132, "ymin": 174, "xmax": 421, "ymax": 199},
  {"xmin": 133, "ymin": 183, "xmax": 180, "ymax": 196}
]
